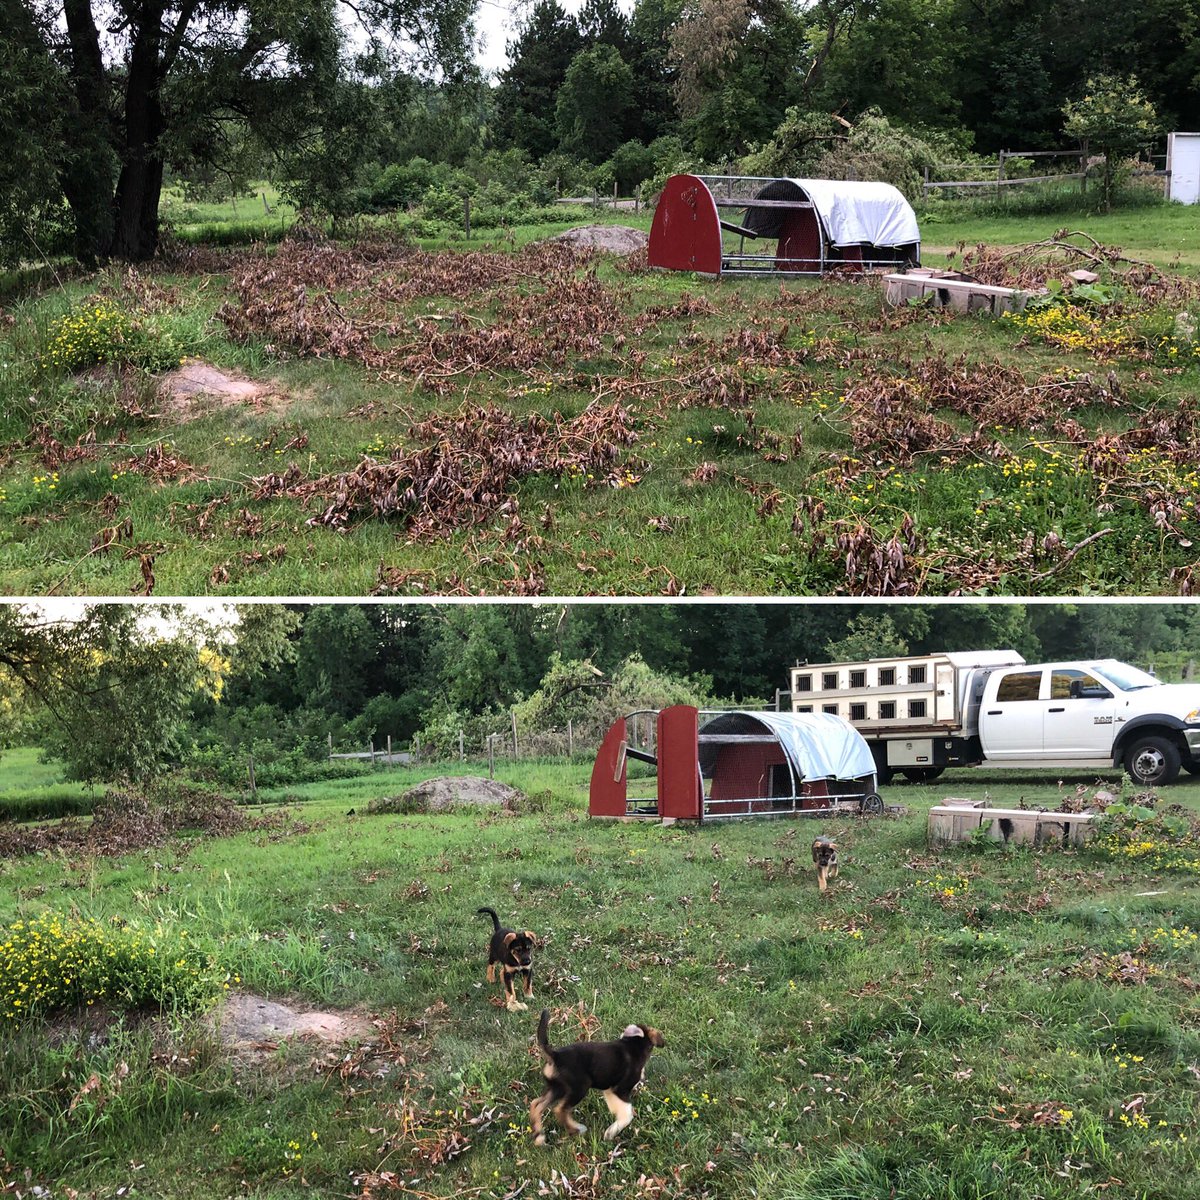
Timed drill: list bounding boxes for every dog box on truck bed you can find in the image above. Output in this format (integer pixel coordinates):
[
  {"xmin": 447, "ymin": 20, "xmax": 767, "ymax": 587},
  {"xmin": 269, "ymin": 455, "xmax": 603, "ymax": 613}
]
[{"xmin": 788, "ymin": 651, "xmax": 1026, "ymax": 782}]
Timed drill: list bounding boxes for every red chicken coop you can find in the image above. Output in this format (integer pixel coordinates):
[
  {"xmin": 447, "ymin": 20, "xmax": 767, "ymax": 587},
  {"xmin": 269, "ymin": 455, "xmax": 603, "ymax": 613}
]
[
  {"xmin": 589, "ymin": 705, "xmax": 883, "ymax": 822},
  {"xmin": 648, "ymin": 174, "xmax": 921, "ymax": 277}
]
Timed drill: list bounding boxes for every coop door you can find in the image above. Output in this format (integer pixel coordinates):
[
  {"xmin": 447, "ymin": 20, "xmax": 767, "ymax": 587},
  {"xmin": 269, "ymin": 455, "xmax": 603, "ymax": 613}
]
[{"xmin": 768, "ymin": 763, "xmax": 795, "ymax": 797}]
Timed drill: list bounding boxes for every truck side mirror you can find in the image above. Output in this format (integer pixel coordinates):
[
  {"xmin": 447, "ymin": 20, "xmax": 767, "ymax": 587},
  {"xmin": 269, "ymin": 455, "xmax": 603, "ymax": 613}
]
[{"xmin": 1078, "ymin": 685, "xmax": 1113, "ymax": 699}]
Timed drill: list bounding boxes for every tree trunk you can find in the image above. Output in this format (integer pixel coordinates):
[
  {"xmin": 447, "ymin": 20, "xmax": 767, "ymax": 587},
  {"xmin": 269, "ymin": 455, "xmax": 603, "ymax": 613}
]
[
  {"xmin": 110, "ymin": 3, "xmax": 166, "ymax": 261},
  {"xmin": 61, "ymin": 0, "xmax": 116, "ymax": 263}
]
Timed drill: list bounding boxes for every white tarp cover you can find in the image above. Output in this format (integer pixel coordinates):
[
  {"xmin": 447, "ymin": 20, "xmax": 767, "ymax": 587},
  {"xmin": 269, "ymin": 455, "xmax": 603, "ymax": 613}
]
[
  {"xmin": 785, "ymin": 179, "xmax": 920, "ymax": 248},
  {"xmin": 698, "ymin": 711, "xmax": 876, "ymax": 785}
]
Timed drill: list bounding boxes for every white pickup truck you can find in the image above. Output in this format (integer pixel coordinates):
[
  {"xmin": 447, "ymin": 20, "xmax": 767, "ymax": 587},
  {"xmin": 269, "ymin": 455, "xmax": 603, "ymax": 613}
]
[{"xmin": 789, "ymin": 651, "xmax": 1200, "ymax": 787}]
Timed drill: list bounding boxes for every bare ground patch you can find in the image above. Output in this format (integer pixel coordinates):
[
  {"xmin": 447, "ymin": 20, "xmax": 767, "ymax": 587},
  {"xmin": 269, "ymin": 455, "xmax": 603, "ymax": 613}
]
[
  {"xmin": 156, "ymin": 359, "xmax": 289, "ymax": 419},
  {"xmin": 216, "ymin": 992, "xmax": 373, "ymax": 1055}
]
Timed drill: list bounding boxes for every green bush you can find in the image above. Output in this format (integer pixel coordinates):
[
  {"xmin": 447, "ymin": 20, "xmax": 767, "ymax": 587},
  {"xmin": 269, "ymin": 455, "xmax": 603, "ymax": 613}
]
[
  {"xmin": 40, "ymin": 297, "xmax": 197, "ymax": 375},
  {"xmin": 0, "ymin": 912, "xmax": 225, "ymax": 1024}
]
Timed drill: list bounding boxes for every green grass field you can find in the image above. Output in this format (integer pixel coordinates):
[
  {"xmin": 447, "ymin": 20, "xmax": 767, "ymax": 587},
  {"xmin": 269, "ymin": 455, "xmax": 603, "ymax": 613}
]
[
  {"xmin": 0, "ymin": 746, "xmax": 98, "ymax": 820},
  {"xmin": 2, "ymin": 760, "xmax": 1200, "ymax": 1198},
  {"xmin": 3, "ymin": 198, "xmax": 1200, "ymax": 596}
]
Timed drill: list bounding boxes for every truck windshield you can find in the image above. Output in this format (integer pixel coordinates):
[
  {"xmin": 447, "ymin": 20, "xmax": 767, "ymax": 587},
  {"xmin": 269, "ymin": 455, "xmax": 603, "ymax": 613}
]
[{"xmin": 1093, "ymin": 660, "xmax": 1159, "ymax": 691}]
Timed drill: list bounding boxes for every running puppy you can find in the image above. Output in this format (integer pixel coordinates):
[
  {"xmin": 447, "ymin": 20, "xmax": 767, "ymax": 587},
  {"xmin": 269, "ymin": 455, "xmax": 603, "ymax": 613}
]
[
  {"xmin": 477, "ymin": 906, "xmax": 537, "ymax": 1012},
  {"xmin": 530, "ymin": 1008, "xmax": 664, "ymax": 1145},
  {"xmin": 811, "ymin": 837, "xmax": 839, "ymax": 892}
]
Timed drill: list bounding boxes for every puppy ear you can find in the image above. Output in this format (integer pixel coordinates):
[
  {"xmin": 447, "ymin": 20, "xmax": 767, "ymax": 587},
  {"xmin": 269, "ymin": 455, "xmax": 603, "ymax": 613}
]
[
  {"xmin": 621, "ymin": 1023, "xmax": 644, "ymax": 1039},
  {"xmin": 524, "ymin": 930, "xmax": 537, "ymax": 946},
  {"xmin": 503, "ymin": 932, "xmax": 517, "ymax": 947}
]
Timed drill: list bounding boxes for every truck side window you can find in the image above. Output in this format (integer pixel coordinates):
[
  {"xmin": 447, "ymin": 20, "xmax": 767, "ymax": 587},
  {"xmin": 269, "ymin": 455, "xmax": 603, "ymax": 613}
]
[
  {"xmin": 996, "ymin": 671, "xmax": 1042, "ymax": 702},
  {"xmin": 1051, "ymin": 670, "xmax": 1103, "ymax": 699}
]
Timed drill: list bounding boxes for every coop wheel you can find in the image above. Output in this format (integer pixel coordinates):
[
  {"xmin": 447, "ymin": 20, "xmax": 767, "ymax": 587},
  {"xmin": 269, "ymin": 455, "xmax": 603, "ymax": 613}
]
[
  {"xmin": 1124, "ymin": 735, "xmax": 1181, "ymax": 788},
  {"xmin": 860, "ymin": 793, "xmax": 885, "ymax": 817}
]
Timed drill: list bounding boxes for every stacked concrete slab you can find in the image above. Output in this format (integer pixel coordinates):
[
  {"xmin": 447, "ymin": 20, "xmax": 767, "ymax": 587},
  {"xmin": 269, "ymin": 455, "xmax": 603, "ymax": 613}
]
[
  {"xmin": 928, "ymin": 799, "xmax": 1100, "ymax": 848},
  {"xmin": 883, "ymin": 269, "xmax": 1034, "ymax": 315}
]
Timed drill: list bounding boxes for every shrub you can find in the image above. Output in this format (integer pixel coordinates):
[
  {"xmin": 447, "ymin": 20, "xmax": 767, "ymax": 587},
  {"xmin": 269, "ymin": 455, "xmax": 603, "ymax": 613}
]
[
  {"xmin": 40, "ymin": 298, "xmax": 190, "ymax": 375},
  {"xmin": 0, "ymin": 912, "xmax": 225, "ymax": 1024}
]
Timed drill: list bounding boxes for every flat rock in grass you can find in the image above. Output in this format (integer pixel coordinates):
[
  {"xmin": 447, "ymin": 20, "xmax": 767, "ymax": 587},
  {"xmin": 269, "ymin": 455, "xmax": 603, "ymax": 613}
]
[
  {"xmin": 543, "ymin": 224, "xmax": 648, "ymax": 255},
  {"xmin": 217, "ymin": 992, "xmax": 371, "ymax": 1048},
  {"xmin": 157, "ymin": 359, "xmax": 283, "ymax": 416},
  {"xmin": 376, "ymin": 775, "xmax": 524, "ymax": 813}
]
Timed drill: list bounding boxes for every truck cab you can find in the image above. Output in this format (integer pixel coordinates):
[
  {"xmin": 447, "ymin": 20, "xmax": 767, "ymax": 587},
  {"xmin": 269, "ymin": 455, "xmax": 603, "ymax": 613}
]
[{"xmin": 979, "ymin": 659, "xmax": 1200, "ymax": 785}]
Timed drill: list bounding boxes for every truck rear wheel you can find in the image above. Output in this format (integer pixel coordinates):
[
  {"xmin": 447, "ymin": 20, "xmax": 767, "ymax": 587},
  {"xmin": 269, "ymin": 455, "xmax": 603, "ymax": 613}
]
[{"xmin": 1124, "ymin": 735, "xmax": 1181, "ymax": 787}]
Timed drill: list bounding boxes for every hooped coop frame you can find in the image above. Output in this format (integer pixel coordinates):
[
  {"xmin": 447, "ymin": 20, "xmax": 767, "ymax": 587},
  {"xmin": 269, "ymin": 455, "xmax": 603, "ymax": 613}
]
[
  {"xmin": 589, "ymin": 705, "xmax": 884, "ymax": 822},
  {"xmin": 647, "ymin": 174, "xmax": 921, "ymax": 277}
]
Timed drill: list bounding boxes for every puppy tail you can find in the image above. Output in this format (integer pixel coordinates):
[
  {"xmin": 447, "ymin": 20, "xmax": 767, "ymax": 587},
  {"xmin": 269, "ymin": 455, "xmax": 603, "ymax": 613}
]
[
  {"xmin": 536, "ymin": 1008, "xmax": 554, "ymax": 1061},
  {"xmin": 476, "ymin": 906, "xmax": 501, "ymax": 931}
]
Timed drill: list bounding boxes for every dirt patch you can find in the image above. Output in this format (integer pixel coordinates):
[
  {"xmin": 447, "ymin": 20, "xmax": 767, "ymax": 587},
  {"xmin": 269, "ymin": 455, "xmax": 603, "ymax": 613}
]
[
  {"xmin": 543, "ymin": 224, "xmax": 648, "ymax": 254},
  {"xmin": 369, "ymin": 775, "xmax": 525, "ymax": 814},
  {"xmin": 157, "ymin": 359, "xmax": 286, "ymax": 418},
  {"xmin": 216, "ymin": 992, "xmax": 373, "ymax": 1052}
]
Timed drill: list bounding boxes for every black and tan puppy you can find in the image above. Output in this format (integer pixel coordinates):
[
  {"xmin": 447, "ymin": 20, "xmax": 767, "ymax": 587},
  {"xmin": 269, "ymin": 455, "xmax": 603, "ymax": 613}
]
[
  {"xmin": 530, "ymin": 1008, "xmax": 664, "ymax": 1145},
  {"xmin": 811, "ymin": 837, "xmax": 839, "ymax": 892},
  {"xmin": 477, "ymin": 906, "xmax": 537, "ymax": 1012}
]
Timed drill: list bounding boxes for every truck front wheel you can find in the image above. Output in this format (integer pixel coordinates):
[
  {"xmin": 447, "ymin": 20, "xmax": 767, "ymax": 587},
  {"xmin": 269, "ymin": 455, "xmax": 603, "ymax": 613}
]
[{"xmin": 1124, "ymin": 735, "xmax": 1181, "ymax": 787}]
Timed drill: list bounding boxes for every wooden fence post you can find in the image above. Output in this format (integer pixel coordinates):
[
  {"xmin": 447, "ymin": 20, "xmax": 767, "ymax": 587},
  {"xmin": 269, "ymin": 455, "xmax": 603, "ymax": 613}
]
[
  {"xmin": 1080, "ymin": 142, "xmax": 1089, "ymax": 194},
  {"xmin": 414, "ymin": 734, "xmax": 421, "ymax": 764},
  {"xmin": 488, "ymin": 735, "xmax": 495, "ymax": 779},
  {"xmin": 387, "ymin": 735, "xmax": 393, "ymax": 766},
  {"xmin": 369, "ymin": 739, "xmax": 375, "ymax": 766},
  {"xmin": 459, "ymin": 730, "xmax": 464, "ymax": 761},
  {"xmin": 247, "ymin": 753, "xmax": 257, "ymax": 802},
  {"xmin": 511, "ymin": 710, "xmax": 519, "ymax": 757},
  {"xmin": 464, "ymin": 196, "xmax": 471, "ymax": 238},
  {"xmin": 328, "ymin": 732, "xmax": 333, "ymax": 760},
  {"xmin": 997, "ymin": 149, "xmax": 1006, "ymax": 197},
  {"xmin": 568, "ymin": 719, "xmax": 574, "ymax": 757}
]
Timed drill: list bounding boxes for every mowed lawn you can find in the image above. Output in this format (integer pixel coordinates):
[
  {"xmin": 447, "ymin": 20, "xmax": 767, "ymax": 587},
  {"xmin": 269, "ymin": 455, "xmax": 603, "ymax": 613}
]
[
  {"xmin": 2, "ymin": 763, "xmax": 1199, "ymax": 1199},
  {"xmin": 3, "ymin": 204, "xmax": 1200, "ymax": 596}
]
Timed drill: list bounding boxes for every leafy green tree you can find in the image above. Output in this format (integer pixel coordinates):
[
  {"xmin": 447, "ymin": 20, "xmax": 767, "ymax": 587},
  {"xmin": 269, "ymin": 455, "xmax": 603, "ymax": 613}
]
[
  {"xmin": 668, "ymin": 0, "xmax": 808, "ymax": 158},
  {"xmin": 5, "ymin": 0, "xmax": 475, "ymax": 262},
  {"xmin": 1063, "ymin": 73, "xmax": 1161, "ymax": 208},
  {"xmin": 556, "ymin": 44, "xmax": 636, "ymax": 160},
  {"xmin": 624, "ymin": 0, "xmax": 683, "ymax": 143},
  {"xmin": 824, "ymin": 612, "xmax": 910, "ymax": 661},
  {"xmin": 0, "ymin": 2, "xmax": 76, "ymax": 265},
  {"xmin": 579, "ymin": 0, "xmax": 633, "ymax": 53},
  {"xmin": 495, "ymin": 0, "xmax": 583, "ymax": 158},
  {"xmin": 294, "ymin": 605, "xmax": 376, "ymax": 718},
  {"xmin": 803, "ymin": 0, "xmax": 963, "ymax": 132},
  {"xmin": 0, "ymin": 606, "xmax": 223, "ymax": 783}
]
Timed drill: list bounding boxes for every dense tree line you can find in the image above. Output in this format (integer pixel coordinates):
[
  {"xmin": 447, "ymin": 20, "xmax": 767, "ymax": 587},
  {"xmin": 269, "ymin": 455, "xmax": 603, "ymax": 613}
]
[
  {"xmin": 6, "ymin": 603, "xmax": 1200, "ymax": 787},
  {"xmin": 4, "ymin": 0, "xmax": 1197, "ymax": 263}
]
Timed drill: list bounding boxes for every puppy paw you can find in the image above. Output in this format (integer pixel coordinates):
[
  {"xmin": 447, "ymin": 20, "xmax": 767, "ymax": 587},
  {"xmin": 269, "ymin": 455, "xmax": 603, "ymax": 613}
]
[
  {"xmin": 573, "ymin": 1123, "xmax": 587, "ymax": 1135},
  {"xmin": 534, "ymin": 1134, "xmax": 547, "ymax": 1147},
  {"xmin": 506, "ymin": 1000, "xmax": 528, "ymax": 1012},
  {"xmin": 603, "ymin": 1124, "xmax": 619, "ymax": 1141}
]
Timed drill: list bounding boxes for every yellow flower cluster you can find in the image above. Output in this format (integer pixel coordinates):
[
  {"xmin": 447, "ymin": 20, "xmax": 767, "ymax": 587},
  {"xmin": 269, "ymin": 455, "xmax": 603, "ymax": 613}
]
[
  {"xmin": 661, "ymin": 1092, "xmax": 717, "ymax": 1120},
  {"xmin": 1097, "ymin": 831, "xmax": 1200, "ymax": 872},
  {"xmin": 1004, "ymin": 306, "xmax": 1134, "ymax": 356},
  {"xmin": 1, "ymin": 911, "xmax": 221, "ymax": 1023},
  {"xmin": 41, "ymin": 301, "xmax": 136, "ymax": 373},
  {"xmin": 915, "ymin": 873, "xmax": 970, "ymax": 898}
]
